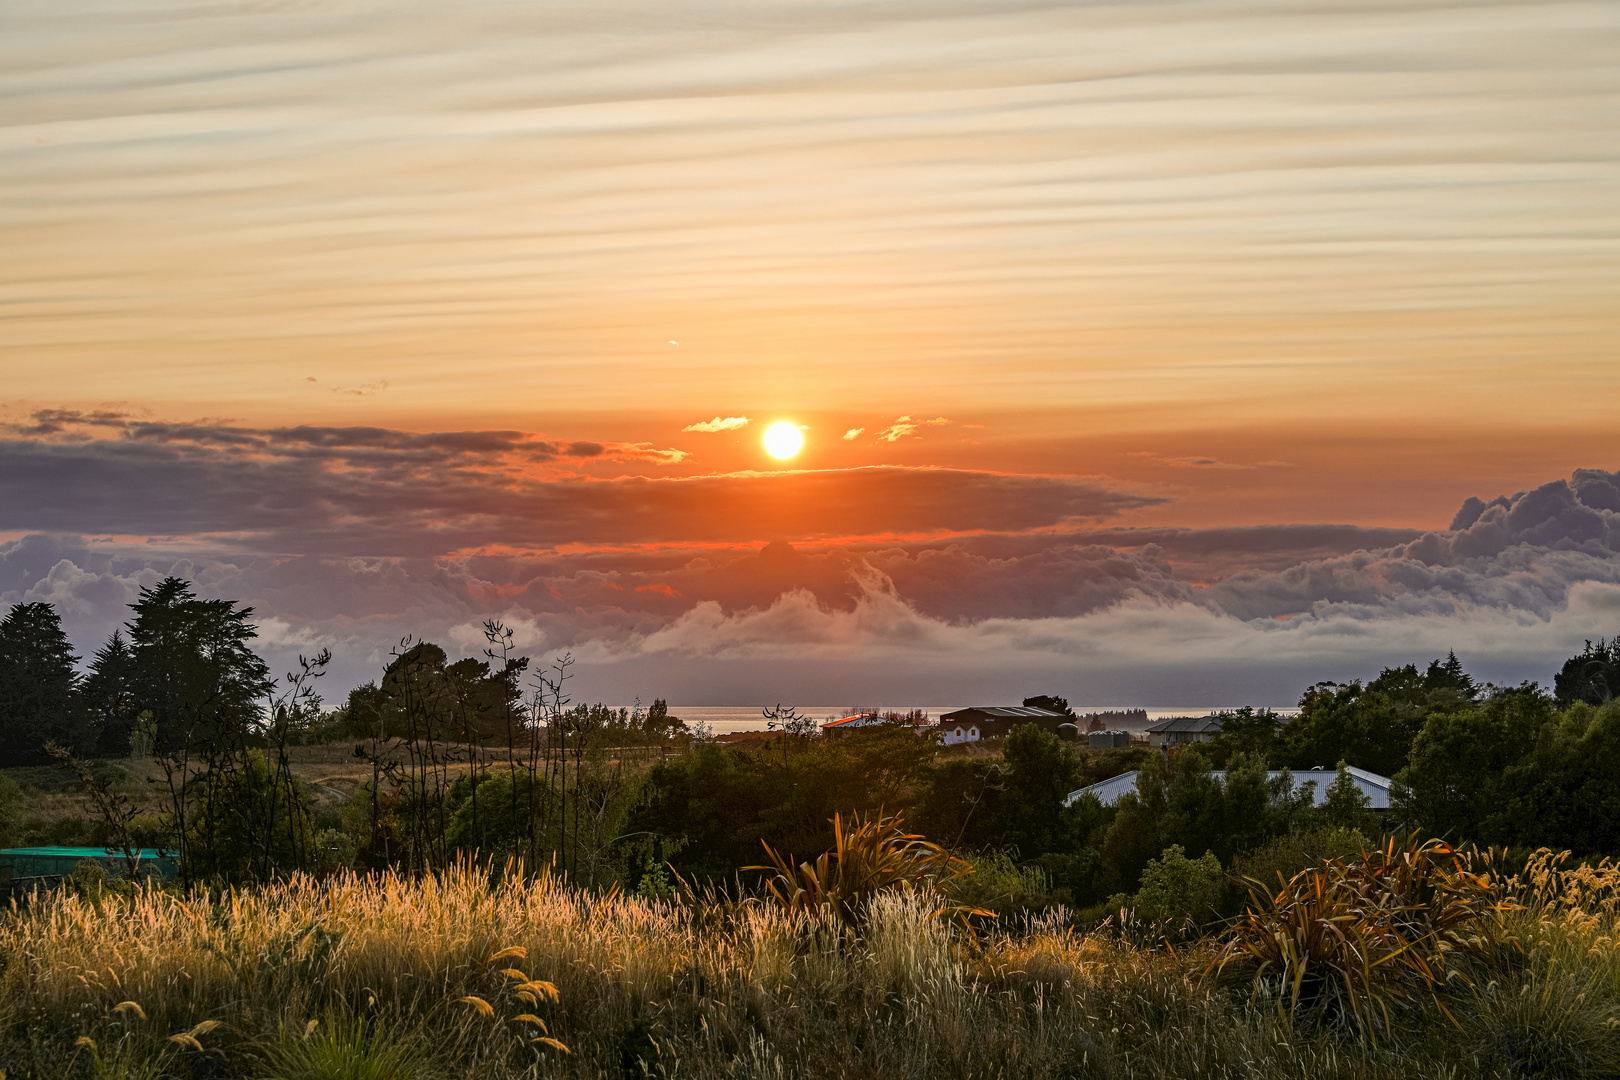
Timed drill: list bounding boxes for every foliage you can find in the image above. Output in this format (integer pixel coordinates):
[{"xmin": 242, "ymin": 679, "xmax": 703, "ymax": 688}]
[
  {"xmin": 1319, "ymin": 761, "xmax": 1377, "ymax": 833},
  {"xmin": 1201, "ymin": 706, "xmax": 1282, "ymax": 767},
  {"xmin": 628, "ymin": 720, "xmax": 941, "ymax": 884},
  {"xmin": 1555, "ymin": 637, "xmax": 1620, "ymax": 708},
  {"xmin": 1230, "ymin": 826, "xmax": 1370, "ymax": 900},
  {"xmin": 185, "ymin": 750, "xmax": 319, "ymax": 883},
  {"xmin": 1372, "ymin": 685, "xmax": 1620, "ymax": 856},
  {"xmin": 939, "ymin": 849, "xmax": 1057, "ymax": 916},
  {"xmin": 1109, "ymin": 844, "xmax": 1225, "ymax": 933},
  {"xmin": 997, "ymin": 723, "xmax": 1083, "ymax": 857},
  {"xmin": 754, "ymin": 811, "xmax": 982, "ymax": 928},
  {"xmin": 0, "ymin": 601, "xmax": 89, "ymax": 765},
  {"xmin": 1213, "ymin": 836, "xmax": 1504, "ymax": 1040},
  {"xmin": 124, "ymin": 577, "xmax": 274, "ymax": 755},
  {"xmin": 255, "ymin": 1017, "xmax": 421, "ymax": 1080},
  {"xmin": 1020, "ymin": 694, "xmax": 1074, "ymax": 716},
  {"xmin": 1277, "ymin": 681, "xmax": 1424, "ymax": 777},
  {"xmin": 45, "ymin": 741, "xmax": 148, "ymax": 878},
  {"xmin": 83, "ymin": 630, "xmax": 139, "ymax": 758},
  {"xmin": 0, "ymin": 771, "xmax": 20, "ymax": 848}
]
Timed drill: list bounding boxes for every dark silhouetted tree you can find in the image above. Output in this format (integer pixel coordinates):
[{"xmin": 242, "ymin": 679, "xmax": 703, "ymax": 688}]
[
  {"xmin": 1022, "ymin": 694, "xmax": 1075, "ymax": 716},
  {"xmin": 84, "ymin": 629, "xmax": 140, "ymax": 756},
  {"xmin": 1423, "ymin": 650, "xmax": 1478, "ymax": 702},
  {"xmin": 1554, "ymin": 638, "xmax": 1619, "ymax": 708},
  {"xmin": 0, "ymin": 602, "xmax": 88, "ymax": 764},
  {"xmin": 126, "ymin": 577, "xmax": 274, "ymax": 754}
]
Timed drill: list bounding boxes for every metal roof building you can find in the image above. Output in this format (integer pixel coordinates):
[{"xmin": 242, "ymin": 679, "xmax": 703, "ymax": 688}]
[
  {"xmin": 1062, "ymin": 766, "xmax": 1393, "ymax": 809},
  {"xmin": 938, "ymin": 705, "xmax": 1071, "ymax": 745}
]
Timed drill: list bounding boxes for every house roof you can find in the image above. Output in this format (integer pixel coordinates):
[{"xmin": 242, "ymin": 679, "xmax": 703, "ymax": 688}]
[
  {"xmin": 1144, "ymin": 714, "xmax": 1225, "ymax": 734},
  {"xmin": 822, "ymin": 714, "xmax": 885, "ymax": 731},
  {"xmin": 1062, "ymin": 766, "xmax": 1393, "ymax": 809},
  {"xmin": 940, "ymin": 706, "xmax": 1069, "ymax": 721}
]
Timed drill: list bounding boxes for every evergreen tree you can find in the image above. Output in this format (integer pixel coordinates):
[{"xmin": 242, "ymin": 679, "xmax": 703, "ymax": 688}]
[
  {"xmin": 1553, "ymin": 638, "xmax": 1618, "ymax": 708},
  {"xmin": 1423, "ymin": 650, "xmax": 1478, "ymax": 701},
  {"xmin": 0, "ymin": 602, "xmax": 88, "ymax": 764},
  {"xmin": 125, "ymin": 577, "xmax": 274, "ymax": 754},
  {"xmin": 84, "ymin": 629, "xmax": 140, "ymax": 756}
]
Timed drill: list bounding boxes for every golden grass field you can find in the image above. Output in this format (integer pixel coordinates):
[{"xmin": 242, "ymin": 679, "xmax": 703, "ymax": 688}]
[{"xmin": 2, "ymin": 851, "xmax": 1618, "ymax": 1079}]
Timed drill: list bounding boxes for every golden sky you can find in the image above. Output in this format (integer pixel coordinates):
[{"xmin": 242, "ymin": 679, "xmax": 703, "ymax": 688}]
[{"xmin": 4, "ymin": 0, "xmax": 1616, "ymax": 445}]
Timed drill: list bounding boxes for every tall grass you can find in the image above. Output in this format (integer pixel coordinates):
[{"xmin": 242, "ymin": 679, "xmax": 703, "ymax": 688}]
[{"xmin": 1, "ymin": 855, "xmax": 1617, "ymax": 1078}]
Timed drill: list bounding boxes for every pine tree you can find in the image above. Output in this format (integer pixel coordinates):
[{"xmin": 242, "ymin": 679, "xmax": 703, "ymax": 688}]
[
  {"xmin": 1423, "ymin": 650, "xmax": 1478, "ymax": 701},
  {"xmin": 0, "ymin": 602, "xmax": 88, "ymax": 765},
  {"xmin": 84, "ymin": 629, "xmax": 140, "ymax": 756},
  {"xmin": 125, "ymin": 577, "xmax": 274, "ymax": 754},
  {"xmin": 1553, "ymin": 638, "xmax": 1618, "ymax": 708}
]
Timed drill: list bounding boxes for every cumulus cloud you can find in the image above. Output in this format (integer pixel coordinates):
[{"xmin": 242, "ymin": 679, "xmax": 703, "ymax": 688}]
[
  {"xmin": 682, "ymin": 416, "xmax": 750, "ymax": 433},
  {"xmin": 4, "ymin": 458, "xmax": 1618, "ymax": 706},
  {"xmin": 843, "ymin": 428, "xmax": 864, "ymax": 440},
  {"xmin": 876, "ymin": 416, "xmax": 919, "ymax": 442}
]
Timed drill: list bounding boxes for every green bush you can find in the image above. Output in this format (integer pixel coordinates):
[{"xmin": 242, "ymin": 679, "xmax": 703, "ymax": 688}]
[{"xmin": 1109, "ymin": 844, "xmax": 1224, "ymax": 931}]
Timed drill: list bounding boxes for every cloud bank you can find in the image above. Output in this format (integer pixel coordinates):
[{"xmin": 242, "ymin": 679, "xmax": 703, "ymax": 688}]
[
  {"xmin": 2, "ymin": 414, "xmax": 1616, "ymax": 706},
  {"xmin": 0, "ymin": 414, "xmax": 1159, "ymax": 555}
]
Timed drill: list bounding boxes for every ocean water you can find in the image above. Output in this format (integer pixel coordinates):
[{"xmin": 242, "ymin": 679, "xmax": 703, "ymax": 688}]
[{"xmin": 633, "ymin": 705, "xmax": 1296, "ymax": 734}]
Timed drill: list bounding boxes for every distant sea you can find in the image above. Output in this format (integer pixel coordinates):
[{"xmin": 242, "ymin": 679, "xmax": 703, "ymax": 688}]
[{"xmin": 629, "ymin": 706, "xmax": 1297, "ymax": 735}]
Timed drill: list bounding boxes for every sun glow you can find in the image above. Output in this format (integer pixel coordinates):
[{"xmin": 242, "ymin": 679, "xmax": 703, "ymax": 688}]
[{"xmin": 763, "ymin": 422, "xmax": 803, "ymax": 459}]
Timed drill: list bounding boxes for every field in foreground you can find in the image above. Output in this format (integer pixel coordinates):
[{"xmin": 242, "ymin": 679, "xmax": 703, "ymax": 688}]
[{"xmin": 2, "ymin": 857, "xmax": 1619, "ymax": 1080}]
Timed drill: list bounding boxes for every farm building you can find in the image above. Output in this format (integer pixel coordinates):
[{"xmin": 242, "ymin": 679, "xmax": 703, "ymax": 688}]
[
  {"xmin": 1062, "ymin": 766, "xmax": 1393, "ymax": 809},
  {"xmin": 938, "ymin": 705, "xmax": 1071, "ymax": 745},
  {"xmin": 0, "ymin": 847, "xmax": 178, "ymax": 887}
]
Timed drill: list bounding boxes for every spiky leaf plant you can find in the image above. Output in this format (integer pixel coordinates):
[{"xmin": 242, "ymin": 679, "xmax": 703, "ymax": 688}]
[
  {"xmin": 1212, "ymin": 835, "xmax": 1506, "ymax": 1041},
  {"xmin": 753, "ymin": 812, "xmax": 992, "ymax": 931}
]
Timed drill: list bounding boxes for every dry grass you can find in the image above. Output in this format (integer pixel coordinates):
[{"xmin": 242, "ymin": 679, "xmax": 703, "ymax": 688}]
[{"xmin": 0, "ymin": 855, "xmax": 1616, "ymax": 1079}]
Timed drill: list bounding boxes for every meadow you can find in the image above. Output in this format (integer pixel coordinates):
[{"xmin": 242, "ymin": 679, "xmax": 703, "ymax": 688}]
[{"xmin": 2, "ymin": 838, "xmax": 1618, "ymax": 1080}]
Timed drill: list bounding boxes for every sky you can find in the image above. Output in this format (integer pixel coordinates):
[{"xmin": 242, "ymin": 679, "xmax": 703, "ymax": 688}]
[{"xmin": 2, "ymin": 0, "xmax": 1618, "ymax": 707}]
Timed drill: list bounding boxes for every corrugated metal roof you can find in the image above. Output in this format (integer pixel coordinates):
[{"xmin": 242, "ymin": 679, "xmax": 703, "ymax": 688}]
[
  {"xmin": 1063, "ymin": 767, "xmax": 1392, "ymax": 809},
  {"xmin": 1144, "ymin": 715, "xmax": 1225, "ymax": 733},
  {"xmin": 941, "ymin": 706, "xmax": 1069, "ymax": 720},
  {"xmin": 0, "ymin": 847, "xmax": 171, "ymax": 858}
]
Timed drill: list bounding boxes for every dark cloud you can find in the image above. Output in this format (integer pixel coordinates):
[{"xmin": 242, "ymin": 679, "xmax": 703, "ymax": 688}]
[
  {"xmin": 3, "ymin": 457, "xmax": 1617, "ymax": 706},
  {"xmin": 9, "ymin": 408, "xmax": 133, "ymax": 437},
  {"xmin": 0, "ymin": 416, "xmax": 1166, "ymax": 554}
]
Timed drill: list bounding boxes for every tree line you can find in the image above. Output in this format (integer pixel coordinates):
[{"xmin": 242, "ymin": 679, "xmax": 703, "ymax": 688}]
[{"xmin": 2, "ymin": 584, "xmax": 1618, "ymax": 909}]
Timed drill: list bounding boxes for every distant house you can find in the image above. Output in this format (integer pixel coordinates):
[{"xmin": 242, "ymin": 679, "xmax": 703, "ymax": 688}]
[
  {"xmin": 714, "ymin": 730, "xmax": 780, "ymax": 748},
  {"xmin": 1062, "ymin": 766, "xmax": 1393, "ymax": 809},
  {"xmin": 1144, "ymin": 714, "xmax": 1224, "ymax": 747},
  {"xmin": 821, "ymin": 712, "xmax": 931, "ymax": 737},
  {"xmin": 1088, "ymin": 730, "xmax": 1132, "ymax": 749},
  {"xmin": 938, "ymin": 705, "xmax": 1070, "ymax": 745},
  {"xmin": 1078, "ymin": 709, "xmax": 1149, "ymax": 733}
]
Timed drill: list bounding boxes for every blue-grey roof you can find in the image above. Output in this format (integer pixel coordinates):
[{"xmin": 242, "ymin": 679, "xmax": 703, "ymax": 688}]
[
  {"xmin": 1145, "ymin": 715, "xmax": 1225, "ymax": 734},
  {"xmin": 1063, "ymin": 767, "xmax": 1392, "ymax": 809},
  {"xmin": 941, "ymin": 706, "xmax": 1068, "ymax": 720}
]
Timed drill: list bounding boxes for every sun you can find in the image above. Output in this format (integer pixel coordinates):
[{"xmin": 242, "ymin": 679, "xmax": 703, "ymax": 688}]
[{"xmin": 763, "ymin": 422, "xmax": 803, "ymax": 459}]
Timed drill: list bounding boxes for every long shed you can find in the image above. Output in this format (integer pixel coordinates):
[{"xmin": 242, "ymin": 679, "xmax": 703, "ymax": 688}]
[
  {"xmin": 0, "ymin": 847, "xmax": 179, "ymax": 883},
  {"xmin": 1062, "ymin": 767, "xmax": 1393, "ymax": 809}
]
